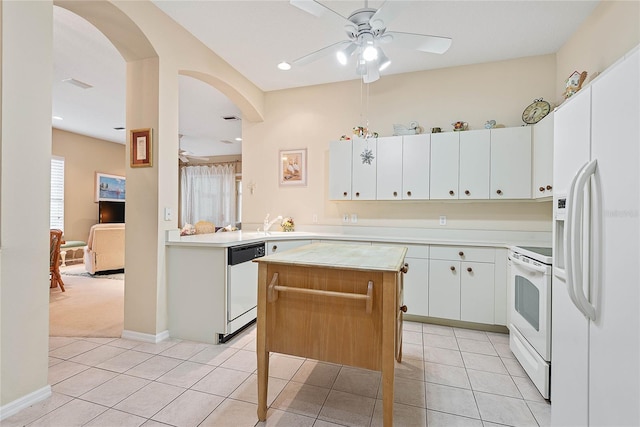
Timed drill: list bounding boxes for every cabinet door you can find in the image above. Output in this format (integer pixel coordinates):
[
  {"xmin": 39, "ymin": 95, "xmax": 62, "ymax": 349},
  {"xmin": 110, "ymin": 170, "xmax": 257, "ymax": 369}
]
[
  {"xmin": 490, "ymin": 127, "xmax": 532, "ymax": 199},
  {"xmin": 459, "ymin": 130, "xmax": 490, "ymax": 199},
  {"xmin": 376, "ymin": 136, "xmax": 403, "ymax": 200},
  {"xmin": 403, "ymin": 257, "xmax": 429, "ymax": 316},
  {"xmin": 430, "ymin": 132, "xmax": 459, "ymax": 199},
  {"xmin": 352, "ymin": 137, "xmax": 377, "ymax": 200},
  {"xmin": 329, "ymin": 140, "xmax": 352, "ymax": 200},
  {"xmin": 532, "ymin": 112, "xmax": 554, "ymax": 199},
  {"xmin": 460, "ymin": 262, "xmax": 495, "ymax": 324},
  {"xmin": 402, "ymin": 134, "xmax": 430, "ymax": 200},
  {"xmin": 429, "ymin": 259, "xmax": 460, "ymax": 320}
]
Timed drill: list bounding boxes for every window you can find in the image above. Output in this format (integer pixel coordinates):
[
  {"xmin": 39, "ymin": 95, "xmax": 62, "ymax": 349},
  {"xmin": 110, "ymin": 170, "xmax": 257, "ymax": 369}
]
[{"xmin": 50, "ymin": 156, "xmax": 65, "ymax": 231}]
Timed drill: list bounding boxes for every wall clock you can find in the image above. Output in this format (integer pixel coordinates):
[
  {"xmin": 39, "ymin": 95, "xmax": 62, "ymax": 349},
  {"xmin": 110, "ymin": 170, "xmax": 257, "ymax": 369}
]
[{"xmin": 522, "ymin": 98, "xmax": 551, "ymax": 124}]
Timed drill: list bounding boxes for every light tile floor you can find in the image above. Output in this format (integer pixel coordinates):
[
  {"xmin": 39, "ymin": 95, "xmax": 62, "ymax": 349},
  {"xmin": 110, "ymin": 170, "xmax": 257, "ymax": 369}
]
[{"xmin": 2, "ymin": 322, "xmax": 550, "ymax": 427}]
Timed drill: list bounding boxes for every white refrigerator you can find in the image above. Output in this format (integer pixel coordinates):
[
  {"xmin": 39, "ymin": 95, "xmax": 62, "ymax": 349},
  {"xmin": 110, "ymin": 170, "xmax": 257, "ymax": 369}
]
[{"xmin": 551, "ymin": 47, "xmax": 639, "ymax": 426}]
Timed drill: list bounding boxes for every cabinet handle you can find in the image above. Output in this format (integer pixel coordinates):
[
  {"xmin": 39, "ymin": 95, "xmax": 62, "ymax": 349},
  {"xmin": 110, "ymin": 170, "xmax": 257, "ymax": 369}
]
[
  {"xmin": 343, "ymin": 191, "xmax": 348, "ymax": 197},
  {"xmin": 449, "ymin": 190, "xmax": 455, "ymax": 196},
  {"xmin": 539, "ymin": 186, "xmax": 545, "ymax": 192},
  {"xmin": 496, "ymin": 189, "xmax": 503, "ymax": 195},
  {"xmin": 272, "ymin": 245, "xmax": 278, "ymax": 252},
  {"xmin": 355, "ymin": 192, "xmax": 360, "ymax": 197},
  {"xmin": 464, "ymin": 190, "xmax": 470, "ymax": 196},
  {"xmin": 450, "ymin": 266, "xmax": 456, "ymax": 271},
  {"xmin": 406, "ymin": 191, "xmax": 412, "ymax": 197},
  {"xmin": 546, "ymin": 185, "xmax": 553, "ymax": 190},
  {"xmin": 467, "ymin": 267, "xmax": 473, "ymax": 272},
  {"xmin": 393, "ymin": 191, "xmax": 398, "ymax": 197},
  {"xmin": 400, "ymin": 305, "xmax": 408, "ymax": 313},
  {"xmin": 458, "ymin": 251, "xmax": 464, "ymax": 257},
  {"xmin": 401, "ymin": 263, "xmax": 409, "ymax": 273}
]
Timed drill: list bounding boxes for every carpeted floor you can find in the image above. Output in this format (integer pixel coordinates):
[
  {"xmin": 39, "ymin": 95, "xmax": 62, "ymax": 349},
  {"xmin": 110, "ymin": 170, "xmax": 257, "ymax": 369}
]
[{"xmin": 50, "ymin": 265, "xmax": 124, "ymax": 337}]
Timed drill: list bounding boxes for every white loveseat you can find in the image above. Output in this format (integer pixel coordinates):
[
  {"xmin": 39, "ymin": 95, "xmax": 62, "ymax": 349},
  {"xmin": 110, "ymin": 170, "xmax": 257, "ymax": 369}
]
[{"xmin": 84, "ymin": 223, "xmax": 125, "ymax": 274}]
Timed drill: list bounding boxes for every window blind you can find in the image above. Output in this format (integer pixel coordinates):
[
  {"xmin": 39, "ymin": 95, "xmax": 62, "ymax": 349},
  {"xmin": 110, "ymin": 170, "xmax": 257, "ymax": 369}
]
[{"xmin": 50, "ymin": 156, "xmax": 65, "ymax": 231}]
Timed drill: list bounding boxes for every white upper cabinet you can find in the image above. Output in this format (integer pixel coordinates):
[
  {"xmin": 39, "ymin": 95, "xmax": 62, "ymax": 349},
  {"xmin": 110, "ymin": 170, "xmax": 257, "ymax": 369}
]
[
  {"xmin": 402, "ymin": 134, "xmax": 430, "ymax": 200},
  {"xmin": 329, "ymin": 140, "xmax": 352, "ymax": 200},
  {"xmin": 376, "ymin": 136, "xmax": 403, "ymax": 200},
  {"xmin": 490, "ymin": 127, "xmax": 532, "ymax": 199},
  {"xmin": 352, "ymin": 137, "xmax": 377, "ymax": 200},
  {"xmin": 532, "ymin": 112, "xmax": 554, "ymax": 199},
  {"xmin": 459, "ymin": 130, "xmax": 490, "ymax": 199},
  {"xmin": 430, "ymin": 132, "xmax": 460, "ymax": 199}
]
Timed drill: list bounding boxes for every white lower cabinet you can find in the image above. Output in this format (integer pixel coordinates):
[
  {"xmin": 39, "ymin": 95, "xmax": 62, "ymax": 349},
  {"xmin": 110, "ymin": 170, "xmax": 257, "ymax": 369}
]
[{"xmin": 429, "ymin": 246, "xmax": 496, "ymax": 323}]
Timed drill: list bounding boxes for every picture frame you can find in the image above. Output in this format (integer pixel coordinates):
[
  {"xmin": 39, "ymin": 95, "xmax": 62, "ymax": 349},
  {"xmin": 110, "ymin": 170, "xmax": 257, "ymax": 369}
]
[
  {"xmin": 95, "ymin": 172, "xmax": 125, "ymax": 202},
  {"xmin": 130, "ymin": 128, "xmax": 152, "ymax": 167},
  {"xmin": 564, "ymin": 70, "xmax": 588, "ymax": 99},
  {"xmin": 279, "ymin": 148, "xmax": 307, "ymax": 186}
]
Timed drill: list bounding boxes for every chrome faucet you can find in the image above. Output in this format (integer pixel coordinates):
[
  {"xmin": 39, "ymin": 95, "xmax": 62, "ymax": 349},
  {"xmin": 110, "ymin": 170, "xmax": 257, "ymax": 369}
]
[{"xmin": 261, "ymin": 214, "xmax": 283, "ymax": 235}]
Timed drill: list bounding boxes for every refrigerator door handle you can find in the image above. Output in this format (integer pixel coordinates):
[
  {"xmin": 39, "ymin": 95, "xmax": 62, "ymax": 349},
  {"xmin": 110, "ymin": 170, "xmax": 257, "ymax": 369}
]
[
  {"xmin": 565, "ymin": 162, "xmax": 583, "ymax": 312},
  {"xmin": 571, "ymin": 159, "xmax": 597, "ymax": 321}
]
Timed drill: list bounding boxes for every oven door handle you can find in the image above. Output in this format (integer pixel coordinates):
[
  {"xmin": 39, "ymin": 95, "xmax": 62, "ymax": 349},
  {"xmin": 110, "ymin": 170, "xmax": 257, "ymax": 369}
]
[{"xmin": 509, "ymin": 256, "xmax": 547, "ymax": 274}]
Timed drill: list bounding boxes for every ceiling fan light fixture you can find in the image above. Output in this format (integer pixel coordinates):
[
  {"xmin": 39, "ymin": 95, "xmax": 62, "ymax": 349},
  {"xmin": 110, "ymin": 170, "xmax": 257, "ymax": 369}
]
[
  {"xmin": 277, "ymin": 61, "xmax": 292, "ymax": 71},
  {"xmin": 377, "ymin": 49, "xmax": 391, "ymax": 71},
  {"xmin": 336, "ymin": 43, "xmax": 357, "ymax": 66},
  {"xmin": 362, "ymin": 44, "xmax": 378, "ymax": 62}
]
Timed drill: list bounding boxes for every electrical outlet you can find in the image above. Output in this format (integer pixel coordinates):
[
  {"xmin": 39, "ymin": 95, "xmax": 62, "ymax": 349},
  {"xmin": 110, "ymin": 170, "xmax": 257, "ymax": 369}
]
[
  {"xmin": 351, "ymin": 213, "xmax": 358, "ymax": 223},
  {"xmin": 312, "ymin": 213, "xmax": 318, "ymax": 223},
  {"xmin": 343, "ymin": 213, "xmax": 350, "ymax": 223},
  {"xmin": 439, "ymin": 215, "xmax": 446, "ymax": 226}
]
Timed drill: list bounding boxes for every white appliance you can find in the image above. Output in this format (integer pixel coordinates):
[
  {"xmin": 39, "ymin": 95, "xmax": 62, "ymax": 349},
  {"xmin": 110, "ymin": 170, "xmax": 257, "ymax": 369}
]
[
  {"xmin": 551, "ymin": 47, "xmax": 639, "ymax": 426},
  {"xmin": 224, "ymin": 241, "xmax": 265, "ymax": 342},
  {"xmin": 508, "ymin": 246, "xmax": 552, "ymax": 399}
]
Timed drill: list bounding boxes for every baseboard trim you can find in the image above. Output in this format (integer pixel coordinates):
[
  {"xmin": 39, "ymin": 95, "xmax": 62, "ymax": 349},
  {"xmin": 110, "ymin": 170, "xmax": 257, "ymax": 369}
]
[
  {"xmin": 0, "ymin": 385, "xmax": 51, "ymax": 421},
  {"xmin": 121, "ymin": 329, "xmax": 170, "ymax": 343}
]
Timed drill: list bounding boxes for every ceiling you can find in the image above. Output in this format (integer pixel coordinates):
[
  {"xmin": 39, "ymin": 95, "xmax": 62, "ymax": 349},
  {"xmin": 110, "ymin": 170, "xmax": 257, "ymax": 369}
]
[{"xmin": 52, "ymin": 0, "xmax": 600, "ymax": 157}]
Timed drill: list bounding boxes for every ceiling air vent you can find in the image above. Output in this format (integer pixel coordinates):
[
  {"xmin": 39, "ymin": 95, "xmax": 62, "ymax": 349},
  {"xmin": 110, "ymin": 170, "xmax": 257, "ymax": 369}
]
[
  {"xmin": 62, "ymin": 78, "xmax": 93, "ymax": 89},
  {"xmin": 220, "ymin": 140, "xmax": 234, "ymax": 144},
  {"xmin": 222, "ymin": 116, "xmax": 241, "ymax": 121},
  {"xmin": 113, "ymin": 127, "xmax": 125, "ymax": 131}
]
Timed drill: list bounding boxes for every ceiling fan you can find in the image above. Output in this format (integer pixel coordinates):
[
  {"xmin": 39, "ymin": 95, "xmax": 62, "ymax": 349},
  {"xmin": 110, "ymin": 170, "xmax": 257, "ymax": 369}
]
[
  {"xmin": 178, "ymin": 134, "xmax": 210, "ymax": 163},
  {"xmin": 284, "ymin": 0, "xmax": 452, "ymax": 83}
]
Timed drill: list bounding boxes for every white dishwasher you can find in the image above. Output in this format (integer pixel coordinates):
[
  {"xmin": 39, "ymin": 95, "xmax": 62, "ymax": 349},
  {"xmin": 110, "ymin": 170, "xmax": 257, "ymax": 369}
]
[{"xmin": 223, "ymin": 241, "xmax": 265, "ymax": 342}]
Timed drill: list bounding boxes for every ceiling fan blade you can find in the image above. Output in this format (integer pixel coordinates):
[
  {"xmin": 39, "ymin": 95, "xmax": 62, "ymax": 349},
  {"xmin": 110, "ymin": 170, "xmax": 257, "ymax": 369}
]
[
  {"xmin": 370, "ymin": 0, "xmax": 403, "ymax": 30},
  {"xmin": 292, "ymin": 40, "xmax": 351, "ymax": 66},
  {"xmin": 290, "ymin": 0, "xmax": 349, "ymax": 23},
  {"xmin": 385, "ymin": 31, "xmax": 452, "ymax": 54}
]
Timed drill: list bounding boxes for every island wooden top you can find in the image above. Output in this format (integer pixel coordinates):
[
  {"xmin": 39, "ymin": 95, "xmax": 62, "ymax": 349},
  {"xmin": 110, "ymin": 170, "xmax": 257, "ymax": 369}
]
[{"xmin": 254, "ymin": 242, "xmax": 407, "ymax": 272}]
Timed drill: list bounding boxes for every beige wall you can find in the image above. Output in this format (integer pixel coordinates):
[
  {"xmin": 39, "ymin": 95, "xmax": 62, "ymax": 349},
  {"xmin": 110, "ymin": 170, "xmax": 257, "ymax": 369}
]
[
  {"xmin": 243, "ymin": 55, "xmax": 557, "ymax": 232},
  {"xmin": 52, "ymin": 128, "xmax": 126, "ymax": 242},
  {"xmin": 556, "ymin": 1, "xmax": 640, "ymax": 98}
]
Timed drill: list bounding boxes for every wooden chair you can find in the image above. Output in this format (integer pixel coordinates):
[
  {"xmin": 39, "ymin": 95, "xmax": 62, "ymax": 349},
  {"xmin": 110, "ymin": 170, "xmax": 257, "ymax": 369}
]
[
  {"xmin": 194, "ymin": 220, "xmax": 216, "ymax": 234},
  {"xmin": 50, "ymin": 229, "xmax": 65, "ymax": 292}
]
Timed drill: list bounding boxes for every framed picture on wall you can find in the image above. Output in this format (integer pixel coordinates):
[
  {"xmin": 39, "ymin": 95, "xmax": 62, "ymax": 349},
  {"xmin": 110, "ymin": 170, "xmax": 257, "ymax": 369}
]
[
  {"xmin": 130, "ymin": 128, "xmax": 152, "ymax": 167},
  {"xmin": 95, "ymin": 172, "xmax": 125, "ymax": 202},
  {"xmin": 279, "ymin": 148, "xmax": 307, "ymax": 186}
]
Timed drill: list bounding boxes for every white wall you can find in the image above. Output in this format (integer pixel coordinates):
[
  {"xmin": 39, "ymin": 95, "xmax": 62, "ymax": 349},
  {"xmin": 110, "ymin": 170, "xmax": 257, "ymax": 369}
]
[{"xmin": 0, "ymin": 0, "xmax": 53, "ymax": 408}]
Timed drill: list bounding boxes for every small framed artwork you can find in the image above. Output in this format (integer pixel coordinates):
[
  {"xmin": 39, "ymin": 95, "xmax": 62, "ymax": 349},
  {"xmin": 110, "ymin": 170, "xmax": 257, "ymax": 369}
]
[
  {"xmin": 279, "ymin": 148, "xmax": 307, "ymax": 186},
  {"xmin": 95, "ymin": 172, "xmax": 125, "ymax": 202},
  {"xmin": 130, "ymin": 128, "xmax": 152, "ymax": 167}
]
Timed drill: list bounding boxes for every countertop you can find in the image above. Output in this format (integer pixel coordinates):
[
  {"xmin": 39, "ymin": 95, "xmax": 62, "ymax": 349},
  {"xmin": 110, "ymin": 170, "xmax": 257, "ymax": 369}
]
[
  {"xmin": 255, "ymin": 242, "xmax": 408, "ymax": 272},
  {"xmin": 165, "ymin": 227, "xmax": 551, "ymax": 250}
]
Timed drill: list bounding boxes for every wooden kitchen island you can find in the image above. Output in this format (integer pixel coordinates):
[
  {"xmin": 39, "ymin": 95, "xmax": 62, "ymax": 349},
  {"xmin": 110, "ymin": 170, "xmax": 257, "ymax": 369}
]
[{"xmin": 255, "ymin": 242, "xmax": 408, "ymax": 427}]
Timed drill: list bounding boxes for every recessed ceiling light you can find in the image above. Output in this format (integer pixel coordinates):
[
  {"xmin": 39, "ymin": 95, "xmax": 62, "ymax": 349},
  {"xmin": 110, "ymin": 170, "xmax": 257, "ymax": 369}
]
[
  {"xmin": 277, "ymin": 61, "xmax": 292, "ymax": 71},
  {"xmin": 62, "ymin": 78, "xmax": 93, "ymax": 89},
  {"xmin": 235, "ymin": 137, "xmax": 242, "ymax": 142},
  {"xmin": 52, "ymin": 116, "xmax": 63, "ymax": 121}
]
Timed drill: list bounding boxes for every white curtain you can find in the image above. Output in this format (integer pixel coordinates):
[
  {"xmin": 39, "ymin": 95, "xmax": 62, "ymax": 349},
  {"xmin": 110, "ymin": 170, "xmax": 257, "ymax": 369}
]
[{"xmin": 180, "ymin": 164, "xmax": 236, "ymax": 228}]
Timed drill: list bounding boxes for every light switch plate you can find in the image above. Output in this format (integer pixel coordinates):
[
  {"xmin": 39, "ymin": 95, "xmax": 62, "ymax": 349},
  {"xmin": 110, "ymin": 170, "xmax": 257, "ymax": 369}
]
[
  {"xmin": 343, "ymin": 214, "xmax": 350, "ymax": 223},
  {"xmin": 164, "ymin": 207, "xmax": 173, "ymax": 221}
]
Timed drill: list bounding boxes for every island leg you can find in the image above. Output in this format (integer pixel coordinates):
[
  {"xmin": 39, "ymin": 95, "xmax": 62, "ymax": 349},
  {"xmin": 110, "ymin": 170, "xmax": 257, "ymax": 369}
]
[
  {"xmin": 382, "ymin": 272, "xmax": 396, "ymax": 427},
  {"xmin": 257, "ymin": 263, "xmax": 269, "ymax": 421}
]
